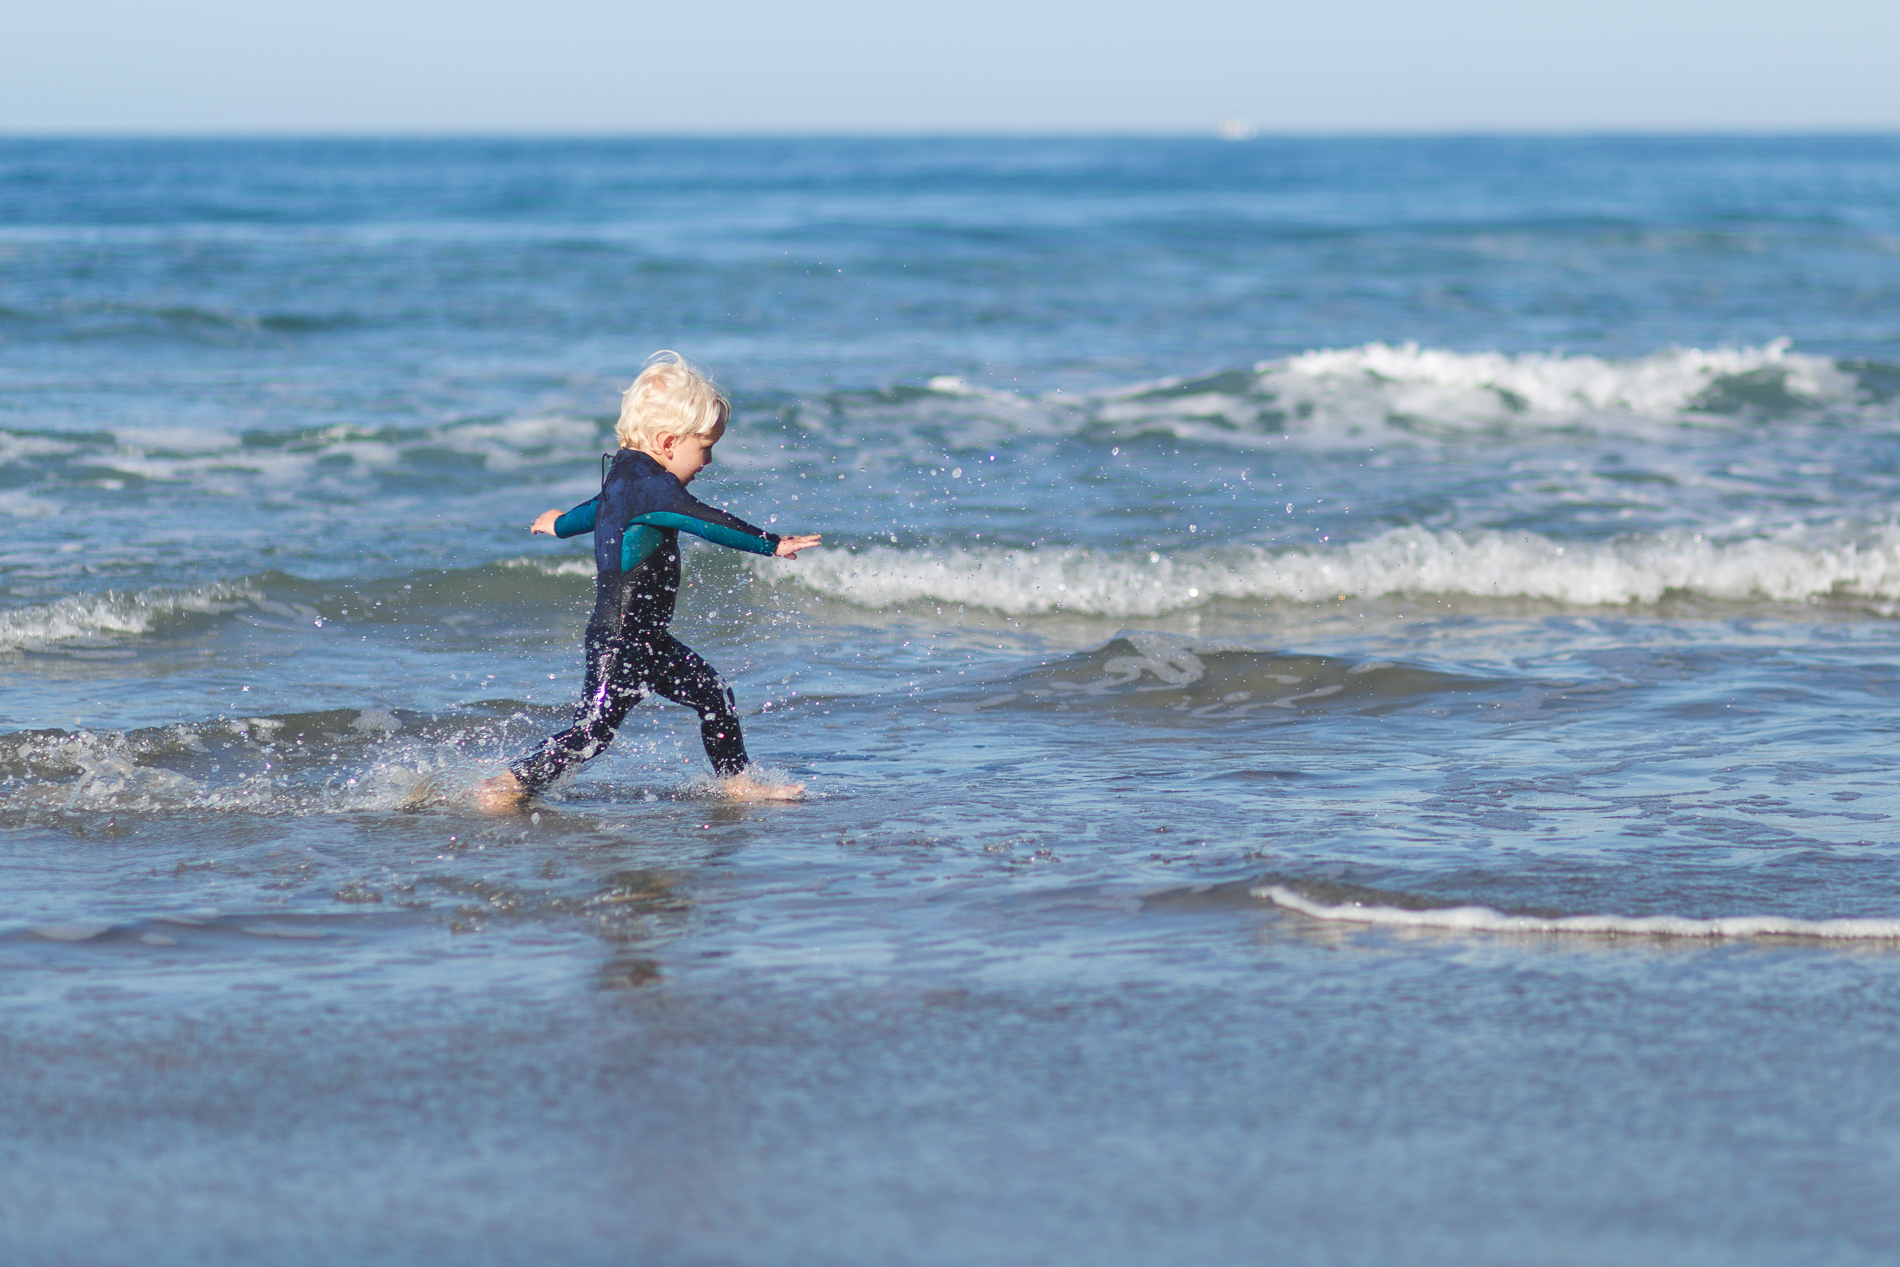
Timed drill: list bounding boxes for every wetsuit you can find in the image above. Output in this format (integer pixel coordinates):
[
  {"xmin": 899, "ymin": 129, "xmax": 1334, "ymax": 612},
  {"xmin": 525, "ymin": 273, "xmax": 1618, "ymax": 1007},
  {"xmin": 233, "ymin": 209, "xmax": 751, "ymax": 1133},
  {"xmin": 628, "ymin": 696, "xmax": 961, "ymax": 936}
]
[{"xmin": 509, "ymin": 448, "xmax": 781, "ymax": 791}]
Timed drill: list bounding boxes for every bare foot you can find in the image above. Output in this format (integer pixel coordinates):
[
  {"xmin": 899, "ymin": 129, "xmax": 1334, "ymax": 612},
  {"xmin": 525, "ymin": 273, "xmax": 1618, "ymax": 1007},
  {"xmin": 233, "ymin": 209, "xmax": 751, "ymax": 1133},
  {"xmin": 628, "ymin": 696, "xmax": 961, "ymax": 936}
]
[
  {"xmin": 472, "ymin": 771, "xmax": 530, "ymax": 814},
  {"xmin": 719, "ymin": 771, "xmax": 804, "ymax": 801}
]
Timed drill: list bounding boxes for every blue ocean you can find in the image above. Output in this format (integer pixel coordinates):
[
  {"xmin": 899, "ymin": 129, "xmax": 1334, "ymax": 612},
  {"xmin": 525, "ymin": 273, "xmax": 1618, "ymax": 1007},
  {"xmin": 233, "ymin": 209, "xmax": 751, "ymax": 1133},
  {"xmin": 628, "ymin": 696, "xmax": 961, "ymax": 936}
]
[{"xmin": 6, "ymin": 135, "xmax": 1900, "ymax": 1263}]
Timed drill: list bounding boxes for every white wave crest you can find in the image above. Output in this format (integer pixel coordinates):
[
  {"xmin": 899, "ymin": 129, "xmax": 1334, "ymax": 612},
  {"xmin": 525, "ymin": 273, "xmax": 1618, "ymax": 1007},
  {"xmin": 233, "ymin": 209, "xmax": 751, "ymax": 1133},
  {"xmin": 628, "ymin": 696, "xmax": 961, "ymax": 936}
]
[
  {"xmin": 768, "ymin": 525, "xmax": 1900, "ymax": 617},
  {"xmin": 1083, "ymin": 340, "xmax": 1858, "ymax": 444},
  {"xmin": 1272, "ymin": 339, "xmax": 1849, "ymax": 420},
  {"xmin": 0, "ymin": 580, "xmax": 264, "ymax": 653},
  {"xmin": 501, "ymin": 556, "xmax": 597, "ymax": 578},
  {"xmin": 1256, "ymin": 886, "xmax": 1900, "ymax": 940}
]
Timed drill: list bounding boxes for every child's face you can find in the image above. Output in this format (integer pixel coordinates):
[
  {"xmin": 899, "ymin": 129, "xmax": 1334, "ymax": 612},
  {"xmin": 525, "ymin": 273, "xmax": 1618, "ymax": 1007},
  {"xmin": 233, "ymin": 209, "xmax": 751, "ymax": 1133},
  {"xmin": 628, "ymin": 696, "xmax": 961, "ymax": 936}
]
[{"xmin": 654, "ymin": 421, "xmax": 724, "ymax": 486}]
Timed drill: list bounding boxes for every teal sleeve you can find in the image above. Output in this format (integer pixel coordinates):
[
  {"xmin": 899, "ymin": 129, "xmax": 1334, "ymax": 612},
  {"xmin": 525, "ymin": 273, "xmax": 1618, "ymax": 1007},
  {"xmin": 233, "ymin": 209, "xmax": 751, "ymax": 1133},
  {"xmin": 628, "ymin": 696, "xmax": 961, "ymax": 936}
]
[
  {"xmin": 631, "ymin": 511, "xmax": 779, "ymax": 556},
  {"xmin": 553, "ymin": 498, "xmax": 598, "ymax": 538}
]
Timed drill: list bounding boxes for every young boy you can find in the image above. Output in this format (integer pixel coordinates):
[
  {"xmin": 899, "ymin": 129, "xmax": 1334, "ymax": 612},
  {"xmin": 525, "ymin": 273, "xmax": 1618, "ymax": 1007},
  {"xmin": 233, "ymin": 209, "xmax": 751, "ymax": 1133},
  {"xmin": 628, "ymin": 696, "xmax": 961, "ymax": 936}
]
[{"xmin": 475, "ymin": 352, "xmax": 820, "ymax": 812}]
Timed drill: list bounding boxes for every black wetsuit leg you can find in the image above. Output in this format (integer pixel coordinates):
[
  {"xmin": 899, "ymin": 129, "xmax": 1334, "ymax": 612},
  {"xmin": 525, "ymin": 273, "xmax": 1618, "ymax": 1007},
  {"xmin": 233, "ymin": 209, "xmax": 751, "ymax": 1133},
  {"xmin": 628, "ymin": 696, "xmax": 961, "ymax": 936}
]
[
  {"xmin": 510, "ymin": 630, "xmax": 749, "ymax": 791},
  {"xmin": 632, "ymin": 632, "xmax": 749, "ymax": 777}
]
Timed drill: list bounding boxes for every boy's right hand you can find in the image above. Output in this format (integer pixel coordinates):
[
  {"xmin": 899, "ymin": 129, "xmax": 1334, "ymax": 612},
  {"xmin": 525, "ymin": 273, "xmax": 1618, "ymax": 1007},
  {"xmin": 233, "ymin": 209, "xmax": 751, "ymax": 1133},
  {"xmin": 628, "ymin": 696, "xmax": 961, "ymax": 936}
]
[
  {"xmin": 529, "ymin": 509, "xmax": 561, "ymax": 536},
  {"xmin": 775, "ymin": 534, "xmax": 822, "ymax": 559}
]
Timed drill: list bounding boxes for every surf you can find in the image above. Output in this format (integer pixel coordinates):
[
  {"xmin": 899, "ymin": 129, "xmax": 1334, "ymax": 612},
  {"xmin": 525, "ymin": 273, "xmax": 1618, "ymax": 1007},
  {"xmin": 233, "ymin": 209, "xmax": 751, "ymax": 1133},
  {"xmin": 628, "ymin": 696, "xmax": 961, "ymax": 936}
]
[{"xmin": 758, "ymin": 524, "xmax": 1900, "ymax": 618}]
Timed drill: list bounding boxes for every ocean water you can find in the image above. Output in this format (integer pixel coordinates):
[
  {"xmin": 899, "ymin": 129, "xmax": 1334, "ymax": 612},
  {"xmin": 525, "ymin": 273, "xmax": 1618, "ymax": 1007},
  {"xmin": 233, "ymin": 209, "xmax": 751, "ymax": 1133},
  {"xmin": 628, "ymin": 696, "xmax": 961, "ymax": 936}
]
[{"xmin": 6, "ymin": 135, "xmax": 1900, "ymax": 1264}]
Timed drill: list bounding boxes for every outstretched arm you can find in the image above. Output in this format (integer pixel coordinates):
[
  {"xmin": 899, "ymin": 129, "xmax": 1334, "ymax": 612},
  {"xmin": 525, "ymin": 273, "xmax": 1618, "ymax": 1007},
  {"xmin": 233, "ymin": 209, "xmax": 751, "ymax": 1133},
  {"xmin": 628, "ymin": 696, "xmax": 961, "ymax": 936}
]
[
  {"xmin": 631, "ymin": 510, "xmax": 777, "ymax": 555},
  {"xmin": 629, "ymin": 482, "xmax": 803, "ymax": 556}
]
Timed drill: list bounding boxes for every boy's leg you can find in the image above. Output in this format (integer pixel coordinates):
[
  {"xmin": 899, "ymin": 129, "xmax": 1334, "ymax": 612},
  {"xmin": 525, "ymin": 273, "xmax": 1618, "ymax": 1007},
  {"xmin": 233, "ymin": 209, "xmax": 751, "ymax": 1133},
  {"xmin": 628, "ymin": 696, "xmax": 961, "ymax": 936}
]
[
  {"xmin": 508, "ymin": 635, "xmax": 647, "ymax": 792},
  {"xmin": 635, "ymin": 633, "xmax": 750, "ymax": 777}
]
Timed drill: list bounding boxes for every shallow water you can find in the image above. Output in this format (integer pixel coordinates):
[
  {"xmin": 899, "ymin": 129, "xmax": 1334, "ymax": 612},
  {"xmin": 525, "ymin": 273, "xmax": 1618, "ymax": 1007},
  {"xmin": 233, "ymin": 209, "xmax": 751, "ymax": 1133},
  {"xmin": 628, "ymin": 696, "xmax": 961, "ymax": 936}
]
[{"xmin": 6, "ymin": 136, "xmax": 1900, "ymax": 1264}]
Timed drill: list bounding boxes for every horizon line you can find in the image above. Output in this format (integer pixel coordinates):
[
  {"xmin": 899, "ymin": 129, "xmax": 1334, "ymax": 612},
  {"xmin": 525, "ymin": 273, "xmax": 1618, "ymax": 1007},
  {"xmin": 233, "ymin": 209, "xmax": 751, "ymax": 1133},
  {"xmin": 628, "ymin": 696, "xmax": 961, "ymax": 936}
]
[{"xmin": 4, "ymin": 126, "xmax": 1900, "ymax": 142}]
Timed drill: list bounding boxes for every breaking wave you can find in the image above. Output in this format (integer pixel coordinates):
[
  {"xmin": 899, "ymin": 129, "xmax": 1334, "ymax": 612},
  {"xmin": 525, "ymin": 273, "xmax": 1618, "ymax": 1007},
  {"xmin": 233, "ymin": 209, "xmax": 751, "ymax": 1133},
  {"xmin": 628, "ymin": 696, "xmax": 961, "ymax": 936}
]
[
  {"xmin": 1257, "ymin": 886, "xmax": 1900, "ymax": 941},
  {"xmin": 904, "ymin": 340, "xmax": 1874, "ymax": 449},
  {"xmin": 0, "ymin": 580, "xmax": 271, "ymax": 653},
  {"xmin": 769, "ymin": 524, "xmax": 1900, "ymax": 617},
  {"xmin": 3, "ymin": 345, "xmax": 1881, "ymax": 520}
]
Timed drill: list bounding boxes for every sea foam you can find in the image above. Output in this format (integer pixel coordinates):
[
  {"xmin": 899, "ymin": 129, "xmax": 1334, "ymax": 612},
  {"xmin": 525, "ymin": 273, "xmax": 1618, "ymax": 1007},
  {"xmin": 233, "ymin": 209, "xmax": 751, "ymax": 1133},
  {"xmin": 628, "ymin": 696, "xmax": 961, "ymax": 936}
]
[
  {"xmin": 0, "ymin": 708, "xmax": 512, "ymax": 815},
  {"xmin": 767, "ymin": 524, "xmax": 1900, "ymax": 617},
  {"xmin": 1256, "ymin": 886, "xmax": 1900, "ymax": 940}
]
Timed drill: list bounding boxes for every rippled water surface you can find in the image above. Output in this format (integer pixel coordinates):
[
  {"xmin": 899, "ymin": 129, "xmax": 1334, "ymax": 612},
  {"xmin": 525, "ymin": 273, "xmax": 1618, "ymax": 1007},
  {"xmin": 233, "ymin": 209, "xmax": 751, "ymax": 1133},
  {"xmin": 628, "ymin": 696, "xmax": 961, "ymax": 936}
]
[{"xmin": 6, "ymin": 136, "xmax": 1900, "ymax": 1265}]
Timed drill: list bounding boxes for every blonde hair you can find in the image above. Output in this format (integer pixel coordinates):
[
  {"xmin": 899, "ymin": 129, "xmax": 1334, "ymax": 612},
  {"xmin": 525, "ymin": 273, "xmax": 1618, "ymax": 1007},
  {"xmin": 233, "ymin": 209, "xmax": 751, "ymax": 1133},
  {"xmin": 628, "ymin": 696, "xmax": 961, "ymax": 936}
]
[{"xmin": 614, "ymin": 351, "xmax": 730, "ymax": 451}]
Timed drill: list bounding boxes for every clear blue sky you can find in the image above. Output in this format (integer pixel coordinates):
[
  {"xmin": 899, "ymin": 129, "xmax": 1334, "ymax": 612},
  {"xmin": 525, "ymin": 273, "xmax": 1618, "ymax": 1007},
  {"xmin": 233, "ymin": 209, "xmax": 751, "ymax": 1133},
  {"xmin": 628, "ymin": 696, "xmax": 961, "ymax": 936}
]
[{"xmin": 4, "ymin": 0, "xmax": 1897, "ymax": 134}]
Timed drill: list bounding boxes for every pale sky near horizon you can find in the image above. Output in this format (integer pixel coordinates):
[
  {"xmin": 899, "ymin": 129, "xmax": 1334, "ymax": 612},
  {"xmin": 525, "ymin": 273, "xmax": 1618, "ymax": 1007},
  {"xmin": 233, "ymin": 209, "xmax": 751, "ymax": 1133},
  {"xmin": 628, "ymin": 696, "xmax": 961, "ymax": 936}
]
[{"xmin": 3, "ymin": 0, "xmax": 1898, "ymax": 135}]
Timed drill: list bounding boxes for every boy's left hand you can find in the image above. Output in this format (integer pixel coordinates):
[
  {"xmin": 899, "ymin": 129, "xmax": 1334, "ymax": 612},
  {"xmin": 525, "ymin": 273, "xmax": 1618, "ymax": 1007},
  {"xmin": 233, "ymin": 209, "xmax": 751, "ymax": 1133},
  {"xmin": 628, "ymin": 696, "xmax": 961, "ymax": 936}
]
[
  {"xmin": 529, "ymin": 509, "xmax": 561, "ymax": 535},
  {"xmin": 775, "ymin": 534, "xmax": 822, "ymax": 559}
]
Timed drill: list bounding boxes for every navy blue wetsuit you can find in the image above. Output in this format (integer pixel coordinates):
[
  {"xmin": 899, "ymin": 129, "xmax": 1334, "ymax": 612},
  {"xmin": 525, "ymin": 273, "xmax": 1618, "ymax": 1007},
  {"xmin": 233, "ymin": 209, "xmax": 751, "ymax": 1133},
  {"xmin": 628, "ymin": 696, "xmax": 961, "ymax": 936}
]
[{"xmin": 509, "ymin": 448, "xmax": 781, "ymax": 791}]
